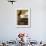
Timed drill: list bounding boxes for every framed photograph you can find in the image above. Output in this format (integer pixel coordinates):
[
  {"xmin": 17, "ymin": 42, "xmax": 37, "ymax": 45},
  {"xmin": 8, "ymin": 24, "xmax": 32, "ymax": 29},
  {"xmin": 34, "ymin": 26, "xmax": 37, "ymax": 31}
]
[{"xmin": 16, "ymin": 8, "xmax": 31, "ymax": 28}]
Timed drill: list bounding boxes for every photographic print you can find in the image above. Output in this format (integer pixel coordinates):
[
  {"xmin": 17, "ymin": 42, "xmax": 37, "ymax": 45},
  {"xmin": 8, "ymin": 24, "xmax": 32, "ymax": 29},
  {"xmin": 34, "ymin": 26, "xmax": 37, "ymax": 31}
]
[{"xmin": 16, "ymin": 8, "xmax": 31, "ymax": 28}]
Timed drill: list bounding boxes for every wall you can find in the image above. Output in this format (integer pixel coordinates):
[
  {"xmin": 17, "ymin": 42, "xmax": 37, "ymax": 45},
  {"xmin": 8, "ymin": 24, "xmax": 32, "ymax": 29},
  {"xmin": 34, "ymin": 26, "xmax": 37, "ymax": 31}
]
[{"xmin": 0, "ymin": 0, "xmax": 46, "ymax": 42}]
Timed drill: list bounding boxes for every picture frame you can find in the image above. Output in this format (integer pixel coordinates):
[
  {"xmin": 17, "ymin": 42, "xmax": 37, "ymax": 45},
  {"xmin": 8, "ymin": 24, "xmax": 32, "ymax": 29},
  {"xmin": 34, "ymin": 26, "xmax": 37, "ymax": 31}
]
[{"xmin": 16, "ymin": 8, "xmax": 31, "ymax": 28}]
